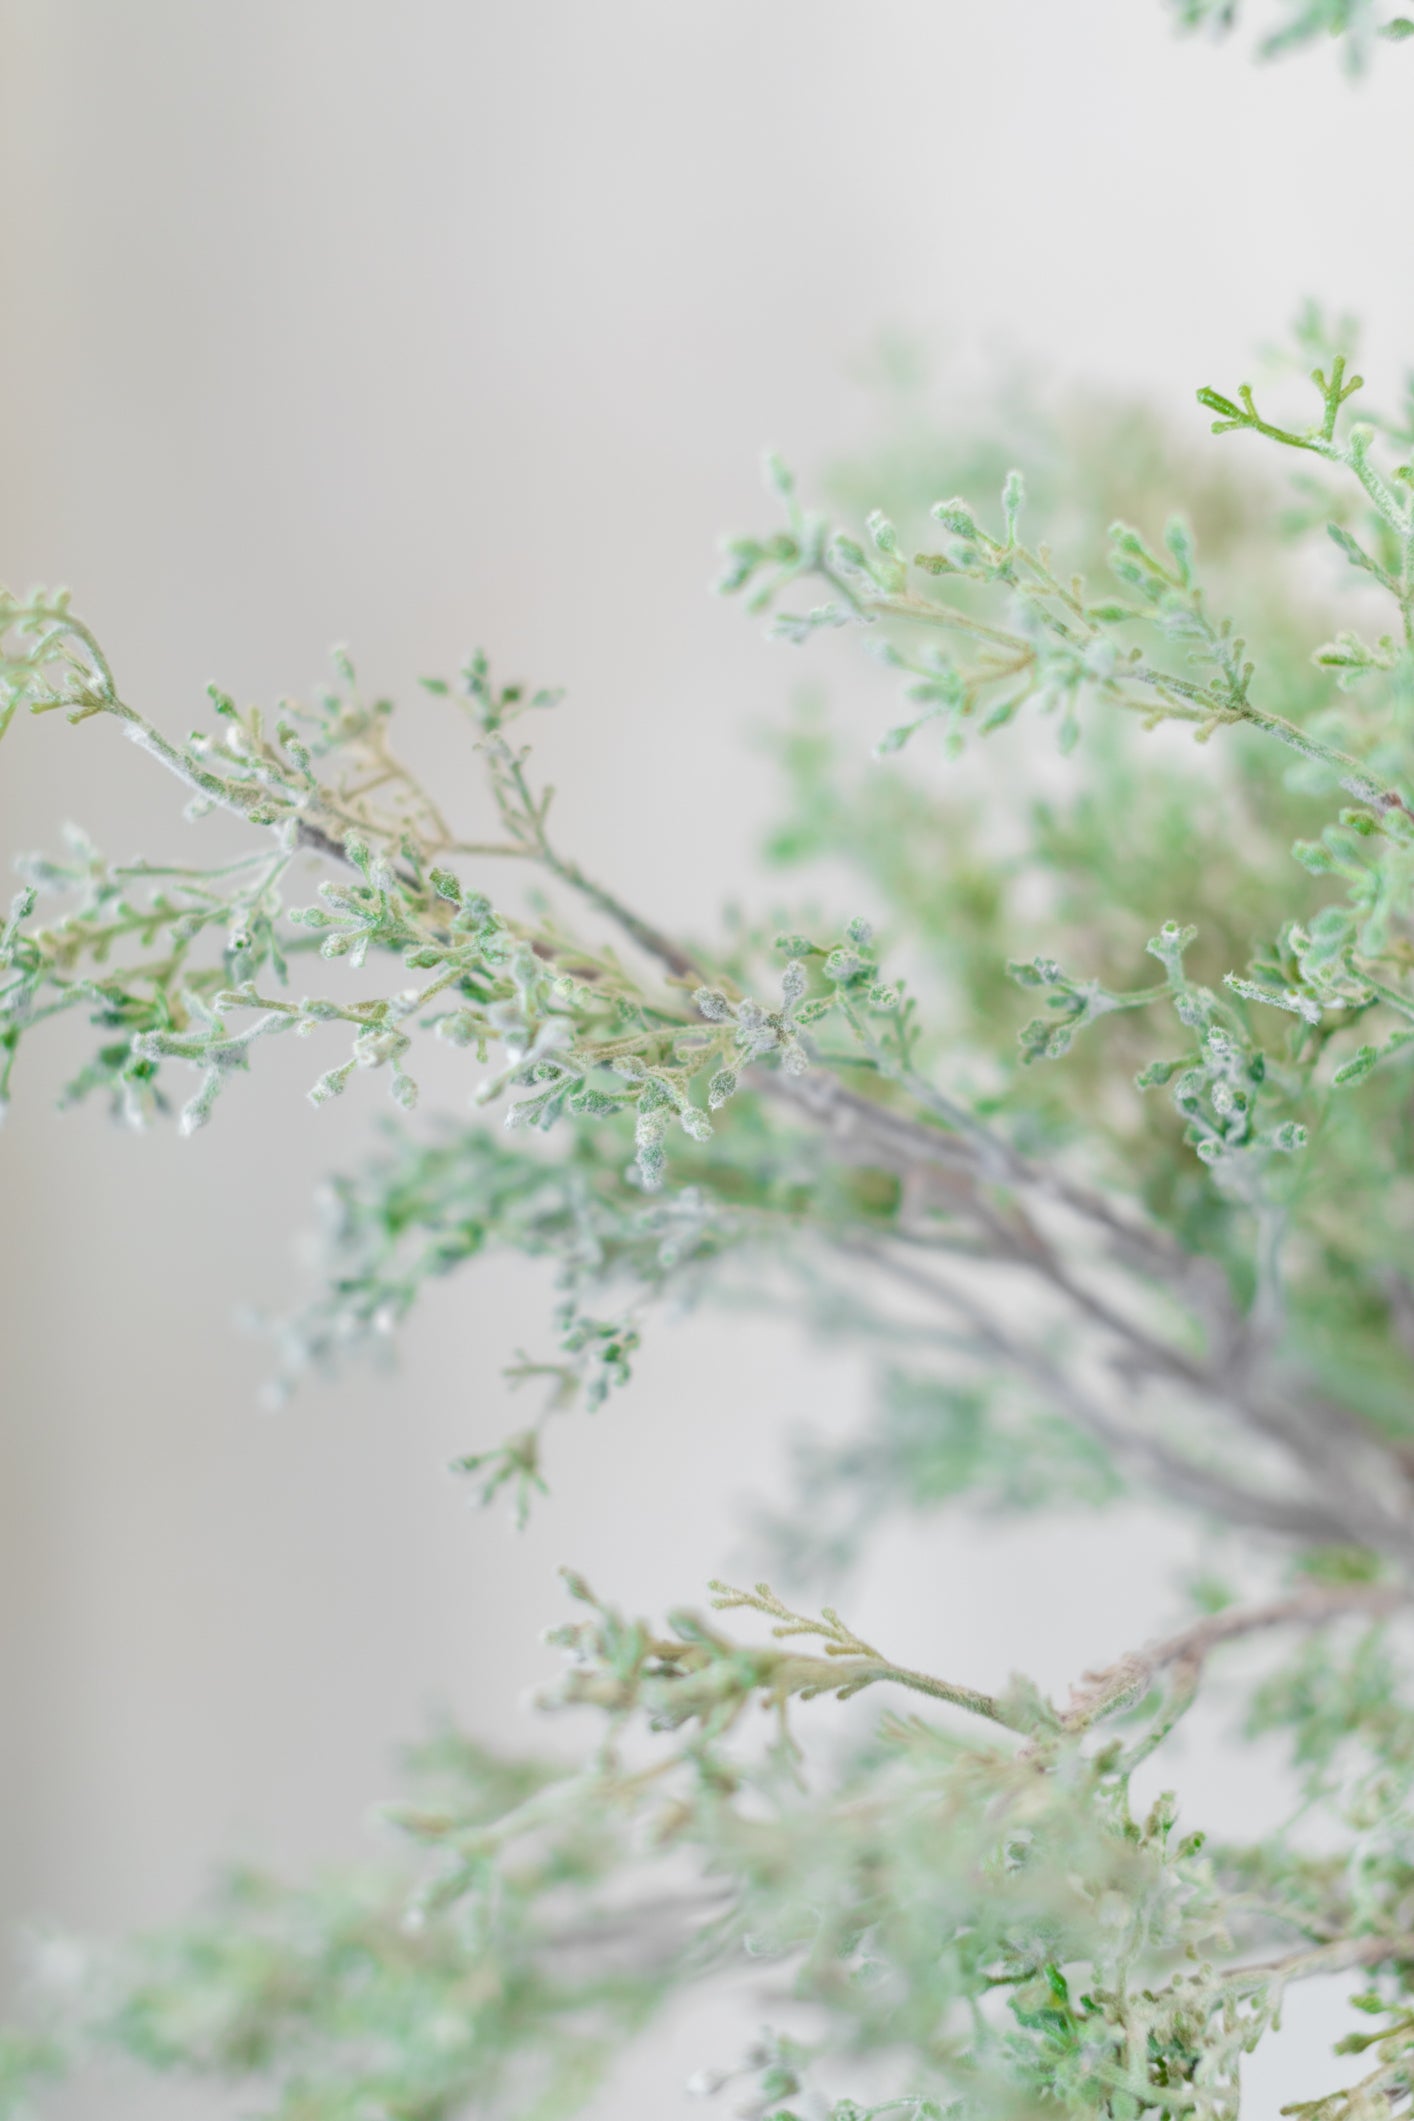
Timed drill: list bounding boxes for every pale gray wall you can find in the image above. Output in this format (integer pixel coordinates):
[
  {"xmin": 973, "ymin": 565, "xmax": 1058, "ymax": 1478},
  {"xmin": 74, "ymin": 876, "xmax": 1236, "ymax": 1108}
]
[{"xmin": 2, "ymin": 5, "xmax": 1411, "ymax": 2112}]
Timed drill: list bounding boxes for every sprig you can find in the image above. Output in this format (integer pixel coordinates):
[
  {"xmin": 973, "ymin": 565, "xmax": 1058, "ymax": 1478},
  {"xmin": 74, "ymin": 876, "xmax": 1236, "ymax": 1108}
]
[
  {"xmin": 1170, "ymin": 0, "xmax": 1414, "ymax": 67},
  {"xmin": 21, "ymin": 1576, "xmax": 1410, "ymax": 2118}
]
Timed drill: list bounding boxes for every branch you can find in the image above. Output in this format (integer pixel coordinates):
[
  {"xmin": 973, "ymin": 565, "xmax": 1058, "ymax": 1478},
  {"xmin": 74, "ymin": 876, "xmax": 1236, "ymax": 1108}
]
[
  {"xmin": 765, "ymin": 1063, "xmax": 1221, "ymax": 1297},
  {"xmin": 845, "ymin": 1238, "xmax": 1360, "ymax": 1551},
  {"xmin": 849, "ymin": 1172, "xmax": 1414, "ymax": 1566},
  {"xmin": 277, "ymin": 765, "xmax": 1414, "ymax": 1566},
  {"xmin": 705, "ymin": 1578, "xmax": 1027, "ymax": 1730},
  {"xmin": 35, "ymin": 654, "xmax": 1414, "ymax": 1567},
  {"xmin": 1064, "ymin": 1581, "xmax": 1407, "ymax": 1730}
]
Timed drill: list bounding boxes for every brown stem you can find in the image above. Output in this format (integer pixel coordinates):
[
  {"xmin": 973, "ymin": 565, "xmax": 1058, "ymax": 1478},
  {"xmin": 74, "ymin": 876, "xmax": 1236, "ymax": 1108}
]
[{"xmin": 1064, "ymin": 1581, "xmax": 1407, "ymax": 1730}]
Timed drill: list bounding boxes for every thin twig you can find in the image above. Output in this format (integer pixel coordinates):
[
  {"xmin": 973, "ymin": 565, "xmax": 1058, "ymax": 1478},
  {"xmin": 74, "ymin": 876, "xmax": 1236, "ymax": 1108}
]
[{"xmin": 1064, "ymin": 1581, "xmax": 1407, "ymax": 1729}]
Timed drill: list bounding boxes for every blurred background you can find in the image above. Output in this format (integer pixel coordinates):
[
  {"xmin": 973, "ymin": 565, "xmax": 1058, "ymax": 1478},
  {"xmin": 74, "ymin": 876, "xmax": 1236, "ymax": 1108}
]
[{"xmin": 3, "ymin": 4, "xmax": 1414, "ymax": 2112}]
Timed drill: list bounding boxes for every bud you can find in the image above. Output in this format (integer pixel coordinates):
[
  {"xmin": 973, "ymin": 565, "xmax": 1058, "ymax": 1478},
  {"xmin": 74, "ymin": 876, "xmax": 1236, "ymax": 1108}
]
[
  {"xmin": 763, "ymin": 451, "xmax": 794, "ymax": 501},
  {"xmin": 707, "ymin": 1068, "xmax": 738, "ymax": 1109}
]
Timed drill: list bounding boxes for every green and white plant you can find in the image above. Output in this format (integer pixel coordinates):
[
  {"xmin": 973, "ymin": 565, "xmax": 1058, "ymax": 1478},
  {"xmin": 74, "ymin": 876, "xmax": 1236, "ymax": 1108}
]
[{"xmin": 6, "ymin": 15, "xmax": 1414, "ymax": 2121}]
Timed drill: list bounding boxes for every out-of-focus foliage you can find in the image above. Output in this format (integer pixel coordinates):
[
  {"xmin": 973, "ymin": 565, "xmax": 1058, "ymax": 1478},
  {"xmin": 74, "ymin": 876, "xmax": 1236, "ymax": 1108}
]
[
  {"xmin": 9, "ymin": 1576, "xmax": 1414, "ymax": 2121},
  {"xmin": 1168, "ymin": 0, "xmax": 1414, "ymax": 67}
]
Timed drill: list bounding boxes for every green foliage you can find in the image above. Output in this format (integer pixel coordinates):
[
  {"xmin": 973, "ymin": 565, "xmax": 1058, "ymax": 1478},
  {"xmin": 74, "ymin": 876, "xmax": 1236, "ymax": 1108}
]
[
  {"xmin": 24, "ymin": 1579, "xmax": 1414, "ymax": 2120},
  {"xmin": 14, "ymin": 21, "xmax": 1414, "ymax": 2119},
  {"xmin": 71, "ymin": 1729, "xmax": 667, "ymax": 2121},
  {"xmin": 763, "ymin": 1365, "xmax": 1123, "ymax": 1581},
  {"xmin": 0, "ymin": 2029, "xmax": 61, "ymax": 2121},
  {"xmin": 1169, "ymin": 0, "xmax": 1414, "ymax": 66}
]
